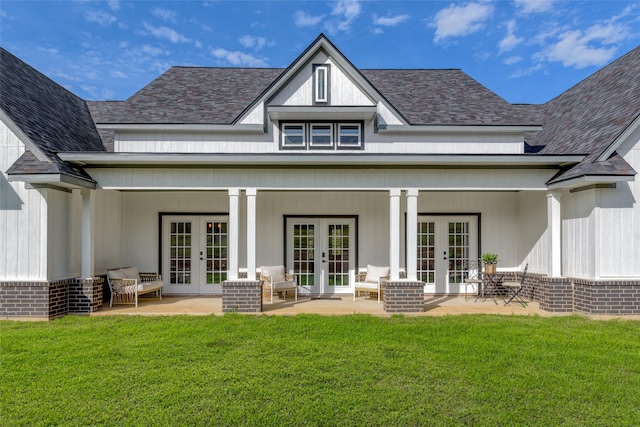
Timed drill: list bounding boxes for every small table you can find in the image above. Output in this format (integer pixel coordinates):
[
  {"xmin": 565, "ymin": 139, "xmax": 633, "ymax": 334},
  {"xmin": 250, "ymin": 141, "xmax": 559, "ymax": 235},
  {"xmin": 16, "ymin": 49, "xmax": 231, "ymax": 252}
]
[{"xmin": 476, "ymin": 273, "xmax": 504, "ymax": 305}]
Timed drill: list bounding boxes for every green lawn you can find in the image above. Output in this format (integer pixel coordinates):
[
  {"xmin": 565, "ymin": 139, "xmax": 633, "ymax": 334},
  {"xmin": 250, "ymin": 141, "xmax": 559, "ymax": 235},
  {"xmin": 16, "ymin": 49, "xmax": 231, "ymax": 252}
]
[{"xmin": 2, "ymin": 314, "xmax": 639, "ymax": 426}]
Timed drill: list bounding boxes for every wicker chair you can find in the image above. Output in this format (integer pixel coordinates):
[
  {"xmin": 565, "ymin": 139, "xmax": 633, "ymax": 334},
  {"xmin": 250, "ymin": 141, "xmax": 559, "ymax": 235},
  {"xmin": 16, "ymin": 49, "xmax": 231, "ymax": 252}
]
[
  {"xmin": 353, "ymin": 265, "xmax": 390, "ymax": 304},
  {"xmin": 260, "ymin": 265, "xmax": 297, "ymax": 303},
  {"xmin": 106, "ymin": 267, "xmax": 163, "ymax": 308}
]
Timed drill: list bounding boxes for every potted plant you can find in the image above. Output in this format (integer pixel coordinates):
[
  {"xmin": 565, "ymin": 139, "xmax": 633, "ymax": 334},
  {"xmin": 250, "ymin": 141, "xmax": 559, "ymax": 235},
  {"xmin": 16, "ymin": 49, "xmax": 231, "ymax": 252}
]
[{"xmin": 481, "ymin": 252, "xmax": 499, "ymax": 275}]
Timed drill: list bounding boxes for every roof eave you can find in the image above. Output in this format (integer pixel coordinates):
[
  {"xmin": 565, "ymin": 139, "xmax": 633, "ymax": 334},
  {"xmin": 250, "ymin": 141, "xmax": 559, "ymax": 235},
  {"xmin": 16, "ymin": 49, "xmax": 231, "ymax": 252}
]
[
  {"xmin": 58, "ymin": 152, "xmax": 585, "ymax": 167},
  {"xmin": 547, "ymin": 174, "xmax": 635, "ymax": 190},
  {"xmin": 377, "ymin": 124, "xmax": 542, "ymax": 134},
  {"xmin": 7, "ymin": 173, "xmax": 96, "ymax": 190},
  {"xmin": 95, "ymin": 123, "xmax": 265, "ymax": 133}
]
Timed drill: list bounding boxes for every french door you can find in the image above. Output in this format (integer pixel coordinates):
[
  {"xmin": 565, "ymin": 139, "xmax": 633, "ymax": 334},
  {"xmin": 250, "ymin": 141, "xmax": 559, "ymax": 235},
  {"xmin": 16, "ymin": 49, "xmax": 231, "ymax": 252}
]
[
  {"xmin": 286, "ymin": 217, "xmax": 355, "ymax": 295},
  {"xmin": 417, "ymin": 215, "xmax": 478, "ymax": 294},
  {"xmin": 162, "ymin": 215, "xmax": 228, "ymax": 295}
]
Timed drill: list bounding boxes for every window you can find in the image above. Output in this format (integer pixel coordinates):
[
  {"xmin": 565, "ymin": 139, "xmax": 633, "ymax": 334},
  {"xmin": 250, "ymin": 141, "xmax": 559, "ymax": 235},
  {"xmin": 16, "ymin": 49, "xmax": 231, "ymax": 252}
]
[
  {"xmin": 310, "ymin": 124, "xmax": 333, "ymax": 147},
  {"xmin": 282, "ymin": 124, "xmax": 304, "ymax": 147},
  {"xmin": 314, "ymin": 65, "xmax": 329, "ymax": 103},
  {"xmin": 280, "ymin": 121, "xmax": 364, "ymax": 150},
  {"xmin": 338, "ymin": 124, "xmax": 361, "ymax": 148}
]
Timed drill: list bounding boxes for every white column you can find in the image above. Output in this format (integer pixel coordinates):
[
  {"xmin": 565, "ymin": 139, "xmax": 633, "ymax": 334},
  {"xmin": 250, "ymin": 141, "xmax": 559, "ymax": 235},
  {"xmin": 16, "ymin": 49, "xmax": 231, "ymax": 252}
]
[
  {"xmin": 228, "ymin": 188, "xmax": 240, "ymax": 280},
  {"xmin": 406, "ymin": 189, "xmax": 419, "ymax": 281},
  {"xmin": 389, "ymin": 189, "xmax": 401, "ymax": 280},
  {"xmin": 547, "ymin": 190, "xmax": 562, "ymax": 277},
  {"xmin": 81, "ymin": 189, "xmax": 95, "ymax": 279},
  {"xmin": 246, "ymin": 188, "xmax": 257, "ymax": 280}
]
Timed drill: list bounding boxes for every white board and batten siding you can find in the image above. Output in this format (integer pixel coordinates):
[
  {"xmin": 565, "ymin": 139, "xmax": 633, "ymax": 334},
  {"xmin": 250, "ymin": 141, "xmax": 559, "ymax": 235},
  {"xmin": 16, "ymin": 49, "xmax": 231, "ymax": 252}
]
[{"xmin": 1, "ymin": 122, "xmax": 48, "ymax": 280}]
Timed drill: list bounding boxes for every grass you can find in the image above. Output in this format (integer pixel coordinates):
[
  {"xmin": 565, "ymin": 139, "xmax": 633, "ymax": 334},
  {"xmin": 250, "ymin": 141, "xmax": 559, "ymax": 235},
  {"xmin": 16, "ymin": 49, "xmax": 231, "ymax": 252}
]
[{"xmin": 2, "ymin": 314, "xmax": 640, "ymax": 426}]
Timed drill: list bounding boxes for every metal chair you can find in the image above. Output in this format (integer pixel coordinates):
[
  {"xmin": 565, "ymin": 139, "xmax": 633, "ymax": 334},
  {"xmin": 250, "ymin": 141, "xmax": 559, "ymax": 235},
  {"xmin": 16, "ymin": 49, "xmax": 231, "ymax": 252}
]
[
  {"xmin": 503, "ymin": 263, "xmax": 529, "ymax": 307},
  {"xmin": 463, "ymin": 259, "xmax": 483, "ymax": 301}
]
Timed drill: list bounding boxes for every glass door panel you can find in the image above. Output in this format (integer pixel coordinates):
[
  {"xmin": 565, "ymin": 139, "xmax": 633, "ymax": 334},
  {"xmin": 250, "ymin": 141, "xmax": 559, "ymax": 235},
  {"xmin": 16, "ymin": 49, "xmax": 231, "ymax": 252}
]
[
  {"xmin": 292, "ymin": 223, "xmax": 317, "ymax": 295},
  {"xmin": 417, "ymin": 216, "xmax": 477, "ymax": 294},
  {"xmin": 163, "ymin": 216, "xmax": 227, "ymax": 295},
  {"xmin": 327, "ymin": 224, "xmax": 350, "ymax": 288}
]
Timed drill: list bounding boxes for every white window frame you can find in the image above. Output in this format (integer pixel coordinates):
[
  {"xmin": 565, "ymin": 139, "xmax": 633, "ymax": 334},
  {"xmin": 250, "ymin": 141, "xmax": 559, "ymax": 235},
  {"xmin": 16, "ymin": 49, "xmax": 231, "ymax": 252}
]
[
  {"xmin": 310, "ymin": 123, "xmax": 333, "ymax": 147},
  {"xmin": 314, "ymin": 65, "xmax": 329, "ymax": 103},
  {"xmin": 337, "ymin": 123, "xmax": 362, "ymax": 148},
  {"xmin": 281, "ymin": 123, "xmax": 305, "ymax": 148}
]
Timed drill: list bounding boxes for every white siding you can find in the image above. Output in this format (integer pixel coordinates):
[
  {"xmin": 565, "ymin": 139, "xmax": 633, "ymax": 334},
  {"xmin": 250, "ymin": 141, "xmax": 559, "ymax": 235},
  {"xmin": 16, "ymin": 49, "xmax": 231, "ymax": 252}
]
[
  {"xmin": 418, "ymin": 191, "xmax": 523, "ymax": 270},
  {"xmin": 597, "ymin": 126, "xmax": 640, "ymax": 277},
  {"xmin": 47, "ymin": 189, "xmax": 82, "ymax": 281},
  {"xmin": 517, "ymin": 191, "xmax": 549, "ymax": 274},
  {"xmin": 563, "ymin": 189, "xmax": 596, "ymax": 278},
  {"xmin": 271, "ymin": 53, "xmax": 374, "ymax": 107},
  {"xmin": 94, "ymin": 190, "xmax": 122, "ymax": 274},
  {"xmin": 0, "ymin": 121, "xmax": 47, "ymax": 280},
  {"xmin": 115, "ymin": 128, "xmax": 523, "ymax": 155}
]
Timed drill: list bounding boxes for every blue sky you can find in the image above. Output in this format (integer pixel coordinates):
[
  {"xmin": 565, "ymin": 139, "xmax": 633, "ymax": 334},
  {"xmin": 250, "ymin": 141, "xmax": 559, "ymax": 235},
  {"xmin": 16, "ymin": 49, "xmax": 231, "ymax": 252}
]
[{"xmin": 1, "ymin": 0, "xmax": 638, "ymax": 104}]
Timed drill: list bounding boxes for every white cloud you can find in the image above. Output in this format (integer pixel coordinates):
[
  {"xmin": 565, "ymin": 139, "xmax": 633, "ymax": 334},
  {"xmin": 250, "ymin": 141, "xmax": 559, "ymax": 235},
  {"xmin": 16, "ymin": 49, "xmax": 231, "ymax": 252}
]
[
  {"xmin": 504, "ymin": 56, "xmax": 522, "ymax": 65},
  {"xmin": 153, "ymin": 8, "xmax": 177, "ymax": 23},
  {"xmin": 111, "ymin": 70, "xmax": 128, "ymax": 79},
  {"xmin": 142, "ymin": 44, "xmax": 164, "ymax": 56},
  {"xmin": 211, "ymin": 48, "xmax": 268, "ymax": 67},
  {"xmin": 143, "ymin": 22, "xmax": 190, "ymax": 44},
  {"xmin": 83, "ymin": 10, "xmax": 117, "ymax": 27},
  {"xmin": 499, "ymin": 20, "xmax": 524, "ymax": 54},
  {"xmin": 239, "ymin": 35, "xmax": 267, "ymax": 51},
  {"xmin": 543, "ymin": 22, "xmax": 628, "ymax": 68},
  {"xmin": 514, "ymin": 0, "xmax": 555, "ymax": 14},
  {"xmin": 432, "ymin": 2, "xmax": 494, "ymax": 42},
  {"xmin": 293, "ymin": 11, "xmax": 324, "ymax": 27},
  {"xmin": 326, "ymin": 0, "xmax": 362, "ymax": 34},
  {"xmin": 107, "ymin": 0, "xmax": 120, "ymax": 11},
  {"xmin": 372, "ymin": 14, "xmax": 410, "ymax": 27}
]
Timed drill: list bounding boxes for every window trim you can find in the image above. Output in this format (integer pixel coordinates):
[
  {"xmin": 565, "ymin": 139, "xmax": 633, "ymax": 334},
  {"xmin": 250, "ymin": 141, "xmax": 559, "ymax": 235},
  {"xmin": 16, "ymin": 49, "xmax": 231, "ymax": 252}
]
[
  {"xmin": 313, "ymin": 64, "xmax": 330, "ymax": 104},
  {"xmin": 310, "ymin": 123, "xmax": 334, "ymax": 149},
  {"xmin": 337, "ymin": 123, "xmax": 363, "ymax": 149},
  {"xmin": 281, "ymin": 122, "xmax": 306, "ymax": 149}
]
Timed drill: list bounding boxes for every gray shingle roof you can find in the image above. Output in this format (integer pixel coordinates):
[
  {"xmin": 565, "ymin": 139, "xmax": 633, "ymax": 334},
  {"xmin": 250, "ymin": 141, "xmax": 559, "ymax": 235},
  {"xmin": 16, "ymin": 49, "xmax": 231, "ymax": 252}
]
[
  {"xmin": 531, "ymin": 46, "xmax": 640, "ymax": 184},
  {"xmin": 88, "ymin": 67, "xmax": 538, "ymax": 127},
  {"xmin": 1, "ymin": 47, "xmax": 105, "ymax": 181}
]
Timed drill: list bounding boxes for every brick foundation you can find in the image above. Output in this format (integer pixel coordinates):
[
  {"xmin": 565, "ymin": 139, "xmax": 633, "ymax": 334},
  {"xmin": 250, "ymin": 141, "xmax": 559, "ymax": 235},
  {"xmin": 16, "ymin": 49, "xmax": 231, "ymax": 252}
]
[
  {"xmin": 384, "ymin": 280, "xmax": 424, "ymax": 313},
  {"xmin": 573, "ymin": 279, "xmax": 640, "ymax": 315},
  {"xmin": 222, "ymin": 280, "xmax": 262, "ymax": 313},
  {"xmin": 0, "ymin": 277, "xmax": 104, "ymax": 320}
]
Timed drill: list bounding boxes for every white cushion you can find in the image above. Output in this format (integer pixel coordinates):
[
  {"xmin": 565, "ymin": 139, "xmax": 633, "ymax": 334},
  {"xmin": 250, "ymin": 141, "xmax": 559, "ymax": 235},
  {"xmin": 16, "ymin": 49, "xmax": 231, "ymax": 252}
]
[
  {"xmin": 121, "ymin": 266, "xmax": 141, "ymax": 283},
  {"xmin": 261, "ymin": 265, "xmax": 286, "ymax": 283},
  {"xmin": 107, "ymin": 269, "xmax": 127, "ymax": 280},
  {"xmin": 365, "ymin": 265, "xmax": 390, "ymax": 283},
  {"xmin": 355, "ymin": 282, "xmax": 378, "ymax": 290}
]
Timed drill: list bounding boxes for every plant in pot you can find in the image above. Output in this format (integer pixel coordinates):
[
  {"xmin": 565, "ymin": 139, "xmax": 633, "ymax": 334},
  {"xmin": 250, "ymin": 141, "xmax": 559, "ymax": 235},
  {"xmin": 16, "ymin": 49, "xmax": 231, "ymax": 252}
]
[{"xmin": 481, "ymin": 252, "xmax": 499, "ymax": 275}]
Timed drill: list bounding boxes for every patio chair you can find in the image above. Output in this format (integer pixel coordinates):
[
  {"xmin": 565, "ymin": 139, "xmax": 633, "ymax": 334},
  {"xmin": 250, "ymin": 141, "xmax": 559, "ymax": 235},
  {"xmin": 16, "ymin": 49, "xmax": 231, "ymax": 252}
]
[
  {"xmin": 354, "ymin": 265, "xmax": 390, "ymax": 304},
  {"xmin": 463, "ymin": 258, "xmax": 483, "ymax": 301},
  {"xmin": 503, "ymin": 263, "xmax": 529, "ymax": 307},
  {"xmin": 260, "ymin": 265, "xmax": 297, "ymax": 303}
]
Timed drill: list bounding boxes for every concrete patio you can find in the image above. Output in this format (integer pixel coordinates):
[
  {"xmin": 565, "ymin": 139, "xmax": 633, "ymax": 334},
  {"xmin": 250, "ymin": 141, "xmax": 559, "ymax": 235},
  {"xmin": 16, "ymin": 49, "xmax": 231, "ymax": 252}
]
[{"xmin": 94, "ymin": 294, "xmax": 574, "ymax": 317}]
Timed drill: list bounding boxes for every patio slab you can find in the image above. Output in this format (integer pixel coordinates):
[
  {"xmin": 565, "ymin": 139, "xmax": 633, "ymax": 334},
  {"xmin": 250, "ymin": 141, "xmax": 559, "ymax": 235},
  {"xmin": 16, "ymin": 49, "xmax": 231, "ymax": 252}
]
[{"xmin": 93, "ymin": 294, "xmax": 575, "ymax": 317}]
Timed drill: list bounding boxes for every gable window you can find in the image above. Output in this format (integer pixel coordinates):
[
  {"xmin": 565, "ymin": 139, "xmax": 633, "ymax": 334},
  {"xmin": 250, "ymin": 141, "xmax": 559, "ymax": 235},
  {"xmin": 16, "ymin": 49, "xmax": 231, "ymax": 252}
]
[
  {"xmin": 338, "ymin": 124, "xmax": 362, "ymax": 148},
  {"xmin": 282, "ymin": 124, "xmax": 304, "ymax": 147},
  {"xmin": 310, "ymin": 124, "xmax": 333, "ymax": 147},
  {"xmin": 313, "ymin": 64, "xmax": 329, "ymax": 104}
]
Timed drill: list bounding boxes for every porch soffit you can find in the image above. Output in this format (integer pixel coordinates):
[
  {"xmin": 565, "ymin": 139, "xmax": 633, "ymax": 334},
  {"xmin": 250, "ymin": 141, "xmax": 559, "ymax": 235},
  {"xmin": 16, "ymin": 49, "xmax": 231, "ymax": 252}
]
[{"xmin": 59, "ymin": 152, "xmax": 585, "ymax": 168}]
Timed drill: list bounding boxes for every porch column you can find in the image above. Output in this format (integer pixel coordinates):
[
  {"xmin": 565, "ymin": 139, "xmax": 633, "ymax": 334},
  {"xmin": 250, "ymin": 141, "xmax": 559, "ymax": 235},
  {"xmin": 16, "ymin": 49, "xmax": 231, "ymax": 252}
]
[
  {"xmin": 80, "ymin": 189, "xmax": 95, "ymax": 279},
  {"xmin": 246, "ymin": 188, "xmax": 257, "ymax": 280},
  {"xmin": 406, "ymin": 189, "xmax": 419, "ymax": 281},
  {"xmin": 228, "ymin": 188, "xmax": 240, "ymax": 280},
  {"xmin": 389, "ymin": 189, "xmax": 401, "ymax": 280},
  {"xmin": 547, "ymin": 190, "xmax": 562, "ymax": 277}
]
